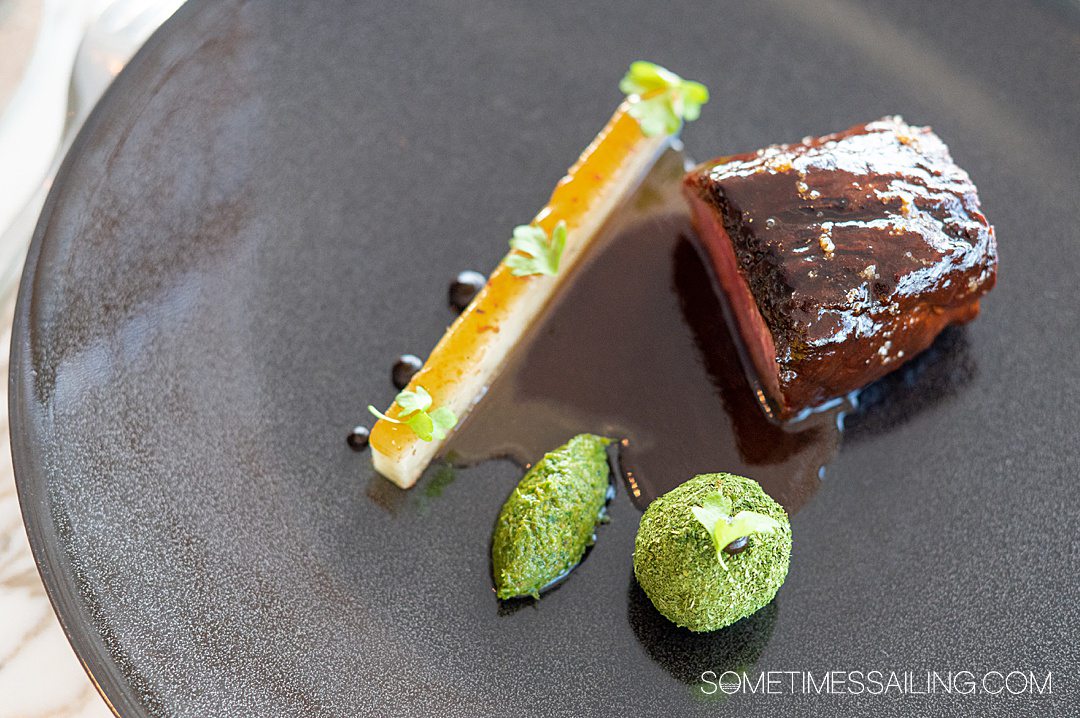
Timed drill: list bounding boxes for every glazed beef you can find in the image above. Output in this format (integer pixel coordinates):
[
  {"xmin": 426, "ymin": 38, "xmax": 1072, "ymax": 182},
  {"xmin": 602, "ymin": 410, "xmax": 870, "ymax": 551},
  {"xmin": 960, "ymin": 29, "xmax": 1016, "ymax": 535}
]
[{"xmin": 683, "ymin": 117, "xmax": 997, "ymax": 419}]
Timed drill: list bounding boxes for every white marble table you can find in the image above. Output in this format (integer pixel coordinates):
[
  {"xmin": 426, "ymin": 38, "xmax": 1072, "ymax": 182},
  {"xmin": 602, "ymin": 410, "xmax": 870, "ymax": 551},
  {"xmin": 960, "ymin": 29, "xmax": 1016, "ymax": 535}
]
[{"xmin": 0, "ymin": 4, "xmax": 118, "ymax": 713}]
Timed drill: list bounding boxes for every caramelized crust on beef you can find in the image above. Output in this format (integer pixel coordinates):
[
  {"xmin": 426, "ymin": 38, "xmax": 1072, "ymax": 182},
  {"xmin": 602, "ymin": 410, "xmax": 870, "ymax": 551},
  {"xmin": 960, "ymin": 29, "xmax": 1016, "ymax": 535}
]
[{"xmin": 684, "ymin": 117, "xmax": 997, "ymax": 419}]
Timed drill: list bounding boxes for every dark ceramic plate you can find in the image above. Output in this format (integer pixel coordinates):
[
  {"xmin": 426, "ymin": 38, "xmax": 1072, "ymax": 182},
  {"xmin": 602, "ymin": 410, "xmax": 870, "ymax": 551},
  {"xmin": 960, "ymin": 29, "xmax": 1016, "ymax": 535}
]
[{"xmin": 11, "ymin": 1, "xmax": 1079, "ymax": 716}]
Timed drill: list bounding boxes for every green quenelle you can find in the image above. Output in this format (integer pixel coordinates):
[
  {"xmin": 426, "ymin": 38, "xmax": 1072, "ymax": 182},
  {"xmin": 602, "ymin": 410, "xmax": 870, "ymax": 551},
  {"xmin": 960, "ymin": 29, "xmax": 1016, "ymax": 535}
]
[
  {"xmin": 492, "ymin": 434, "xmax": 611, "ymax": 599},
  {"xmin": 634, "ymin": 473, "xmax": 791, "ymax": 632}
]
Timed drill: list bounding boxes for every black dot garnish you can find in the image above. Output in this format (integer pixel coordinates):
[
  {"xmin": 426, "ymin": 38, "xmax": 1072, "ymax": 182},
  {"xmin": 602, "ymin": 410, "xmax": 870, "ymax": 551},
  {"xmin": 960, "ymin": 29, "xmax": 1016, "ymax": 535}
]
[
  {"xmin": 449, "ymin": 270, "xmax": 486, "ymax": 312},
  {"xmin": 723, "ymin": 536, "xmax": 749, "ymax": 555},
  {"xmin": 391, "ymin": 354, "xmax": 423, "ymax": 390},
  {"xmin": 346, "ymin": 425, "xmax": 370, "ymax": 451}
]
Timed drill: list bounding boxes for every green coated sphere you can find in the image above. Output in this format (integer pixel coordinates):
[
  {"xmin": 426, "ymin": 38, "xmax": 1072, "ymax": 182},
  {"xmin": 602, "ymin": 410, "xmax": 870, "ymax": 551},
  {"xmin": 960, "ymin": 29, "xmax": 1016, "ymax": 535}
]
[{"xmin": 633, "ymin": 473, "xmax": 791, "ymax": 632}]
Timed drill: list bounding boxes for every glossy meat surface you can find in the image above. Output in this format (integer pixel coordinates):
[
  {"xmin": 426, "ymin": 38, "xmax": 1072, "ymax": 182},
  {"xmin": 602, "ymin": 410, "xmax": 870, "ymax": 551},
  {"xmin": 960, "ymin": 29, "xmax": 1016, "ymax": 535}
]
[{"xmin": 684, "ymin": 117, "xmax": 997, "ymax": 418}]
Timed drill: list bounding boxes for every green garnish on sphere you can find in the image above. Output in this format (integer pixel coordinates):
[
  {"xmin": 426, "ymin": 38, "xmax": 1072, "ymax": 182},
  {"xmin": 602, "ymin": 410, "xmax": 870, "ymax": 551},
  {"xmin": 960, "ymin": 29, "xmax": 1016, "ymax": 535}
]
[
  {"xmin": 492, "ymin": 434, "xmax": 611, "ymax": 600},
  {"xmin": 634, "ymin": 474, "xmax": 791, "ymax": 632}
]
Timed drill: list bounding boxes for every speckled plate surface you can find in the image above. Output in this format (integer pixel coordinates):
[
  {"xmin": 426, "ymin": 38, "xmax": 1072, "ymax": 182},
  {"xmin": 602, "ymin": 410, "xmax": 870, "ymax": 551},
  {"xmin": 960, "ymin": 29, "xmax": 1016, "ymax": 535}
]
[{"xmin": 10, "ymin": 1, "xmax": 1079, "ymax": 716}]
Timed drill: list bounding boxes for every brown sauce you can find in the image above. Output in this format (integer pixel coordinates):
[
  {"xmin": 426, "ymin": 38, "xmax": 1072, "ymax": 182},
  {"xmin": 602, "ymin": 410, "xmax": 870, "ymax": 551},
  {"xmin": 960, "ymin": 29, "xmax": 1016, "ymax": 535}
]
[{"xmin": 448, "ymin": 149, "xmax": 845, "ymax": 514}]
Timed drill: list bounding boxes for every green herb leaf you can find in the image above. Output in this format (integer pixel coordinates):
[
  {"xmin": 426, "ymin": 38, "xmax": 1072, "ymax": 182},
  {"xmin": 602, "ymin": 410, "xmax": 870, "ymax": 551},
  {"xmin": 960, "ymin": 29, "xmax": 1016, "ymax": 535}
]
[
  {"xmin": 428, "ymin": 406, "xmax": 458, "ymax": 441},
  {"xmin": 506, "ymin": 220, "xmax": 566, "ymax": 277},
  {"xmin": 689, "ymin": 493, "xmax": 733, "ymax": 533},
  {"xmin": 367, "ymin": 384, "xmax": 458, "ymax": 442},
  {"xmin": 619, "ymin": 61, "xmax": 710, "ymax": 137},
  {"xmin": 406, "ymin": 411, "xmax": 435, "ymax": 441},
  {"xmin": 393, "ymin": 386, "xmax": 432, "ymax": 416},
  {"xmin": 629, "ymin": 95, "xmax": 682, "ymax": 136},
  {"xmin": 691, "ymin": 490, "xmax": 781, "ymax": 569}
]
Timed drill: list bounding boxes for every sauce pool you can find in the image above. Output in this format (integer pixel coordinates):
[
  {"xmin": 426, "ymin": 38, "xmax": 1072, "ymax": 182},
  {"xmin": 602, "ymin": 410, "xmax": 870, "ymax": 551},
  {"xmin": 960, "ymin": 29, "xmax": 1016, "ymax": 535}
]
[{"xmin": 448, "ymin": 149, "xmax": 846, "ymax": 514}]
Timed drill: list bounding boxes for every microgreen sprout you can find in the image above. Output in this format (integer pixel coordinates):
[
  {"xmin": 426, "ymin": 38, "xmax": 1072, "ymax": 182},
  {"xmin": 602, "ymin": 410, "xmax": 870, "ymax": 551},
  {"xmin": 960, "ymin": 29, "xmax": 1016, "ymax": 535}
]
[
  {"xmin": 506, "ymin": 220, "xmax": 567, "ymax": 277},
  {"xmin": 690, "ymin": 491, "xmax": 781, "ymax": 569},
  {"xmin": 619, "ymin": 61, "xmax": 709, "ymax": 136},
  {"xmin": 368, "ymin": 385, "xmax": 457, "ymax": 442}
]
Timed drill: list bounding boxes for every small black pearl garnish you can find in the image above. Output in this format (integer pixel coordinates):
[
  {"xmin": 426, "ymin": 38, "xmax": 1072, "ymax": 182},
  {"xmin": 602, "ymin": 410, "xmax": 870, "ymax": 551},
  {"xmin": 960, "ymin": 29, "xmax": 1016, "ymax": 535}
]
[
  {"xmin": 449, "ymin": 270, "xmax": 486, "ymax": 312},
  {"xmin": 392, "ymin": 354, "xmax": 423, "ymax": 390},
  {"xmin": 346, "ymin": 425, "xmax": 370, "ymax": 451},
  {"xmin": 723, "ymin": 536, "xmax": 749, "ymax": 555}
]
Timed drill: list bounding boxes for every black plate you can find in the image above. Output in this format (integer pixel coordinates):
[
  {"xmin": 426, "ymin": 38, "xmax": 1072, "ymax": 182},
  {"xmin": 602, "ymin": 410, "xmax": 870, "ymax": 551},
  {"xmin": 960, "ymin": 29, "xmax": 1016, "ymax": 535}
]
[{"xmin": 11, "ymin": 1, "xmax": 1079, "ymax": 715}]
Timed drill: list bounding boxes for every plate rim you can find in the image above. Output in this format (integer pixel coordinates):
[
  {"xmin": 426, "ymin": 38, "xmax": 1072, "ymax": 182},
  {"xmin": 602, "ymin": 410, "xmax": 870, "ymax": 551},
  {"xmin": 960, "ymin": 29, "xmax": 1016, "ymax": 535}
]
[{"xmin": 8, "ymin": 2, "xmax": 230, "ymax": 716}]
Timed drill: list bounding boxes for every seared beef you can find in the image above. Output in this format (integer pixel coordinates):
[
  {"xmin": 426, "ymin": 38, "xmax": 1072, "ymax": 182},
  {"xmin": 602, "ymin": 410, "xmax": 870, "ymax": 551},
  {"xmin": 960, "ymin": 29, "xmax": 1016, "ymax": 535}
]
[{"xmin": 683, "ymin": 117, "xmax": 997, "ymax": 419}]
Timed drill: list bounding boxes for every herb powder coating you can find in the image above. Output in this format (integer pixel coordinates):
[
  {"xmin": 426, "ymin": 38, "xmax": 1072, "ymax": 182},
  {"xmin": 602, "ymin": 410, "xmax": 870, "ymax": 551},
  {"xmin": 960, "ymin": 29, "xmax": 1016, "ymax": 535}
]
[
  {"xmin": 492, "ymin": 434, "xmax": 611, "ymax": 599},
  {"xmin": 633, "ymin": 473, "xmax": 791, "ymax": 631}
]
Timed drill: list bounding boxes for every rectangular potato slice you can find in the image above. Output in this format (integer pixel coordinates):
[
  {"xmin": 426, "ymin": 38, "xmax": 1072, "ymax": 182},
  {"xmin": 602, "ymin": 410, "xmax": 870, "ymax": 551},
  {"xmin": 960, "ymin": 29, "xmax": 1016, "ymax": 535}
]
[{"xmin": 370, "ymin": 100, "xmax": 672, "ymax": 487}]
